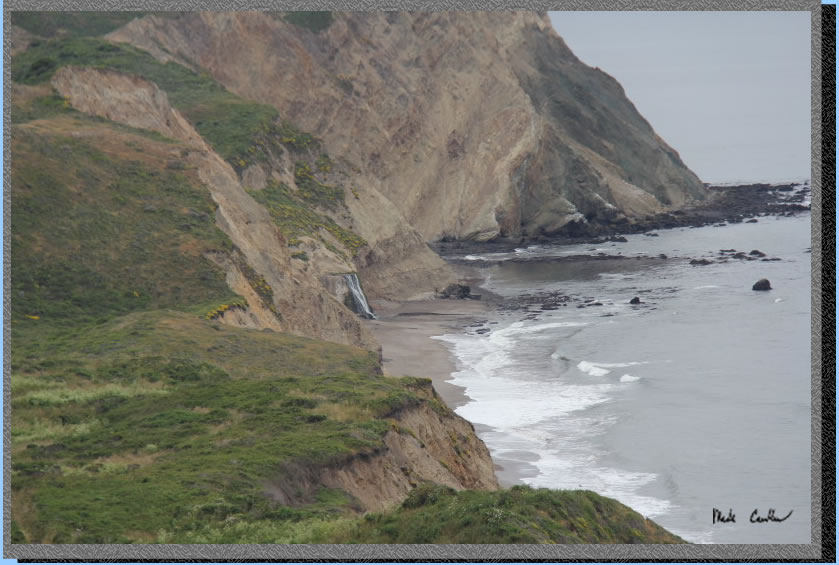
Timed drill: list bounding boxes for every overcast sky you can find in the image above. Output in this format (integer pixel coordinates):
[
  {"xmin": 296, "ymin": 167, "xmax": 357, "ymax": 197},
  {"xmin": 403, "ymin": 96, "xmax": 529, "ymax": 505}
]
[{"xmin": 548, "ymin": 11, "xmax": 812, "ymax": 184}]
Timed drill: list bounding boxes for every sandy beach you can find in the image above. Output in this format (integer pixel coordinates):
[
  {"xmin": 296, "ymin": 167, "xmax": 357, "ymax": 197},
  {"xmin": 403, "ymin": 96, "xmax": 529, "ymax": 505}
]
[
  {"xmin": 365, "ymin": 296, "xmax": 540, "ymax": 487},
  {"xmin": 366, "ymin": 297, "xmax": 484, "ymax": 409}
]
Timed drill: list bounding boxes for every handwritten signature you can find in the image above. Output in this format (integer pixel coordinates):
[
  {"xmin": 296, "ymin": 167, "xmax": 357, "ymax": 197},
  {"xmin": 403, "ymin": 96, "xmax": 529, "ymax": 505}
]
[{"xmin": 712, "ymin": 508, "xmax": 793, "ymax": 524}]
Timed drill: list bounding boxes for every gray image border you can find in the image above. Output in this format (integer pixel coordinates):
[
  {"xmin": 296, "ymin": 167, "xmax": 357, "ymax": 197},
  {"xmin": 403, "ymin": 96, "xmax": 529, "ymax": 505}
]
[{"xmin": 2, "ymin": 0, "xmax": 827, "ymax": 561}]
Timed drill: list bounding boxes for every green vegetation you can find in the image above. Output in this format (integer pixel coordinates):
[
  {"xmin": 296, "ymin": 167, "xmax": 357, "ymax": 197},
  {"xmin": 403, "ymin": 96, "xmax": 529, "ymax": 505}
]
[
  {"xmin": 10, "ymin": 310, "xmax": 422, "ymax": 544},
  {"xmin": 249, "ymin": 181, "xmax": 366, "ymax": 258},
  {"xmin": 11, "ymin": 38, "xmax": 281, "ymax": 169},
  {"xmin": 10, "ymin": 92, "xmax": 75, "ymax": 124},
  {"xmin": 205, "ymin": 298, "xmax": 249, "ymax": 321},
  {"xmin": 334, "ymin": 483, "xmax": 686, "ymax": 544},
  {"xmin": 283, "ymin": 11, "xmax": 334, "ymax": 34},
  {"xmin": 11, "ymin": 122, "xmax": 238, "ymax": 327},
  {"xmin": 11, "ymin": 11, "xmax": 154, "ymax": 38}
]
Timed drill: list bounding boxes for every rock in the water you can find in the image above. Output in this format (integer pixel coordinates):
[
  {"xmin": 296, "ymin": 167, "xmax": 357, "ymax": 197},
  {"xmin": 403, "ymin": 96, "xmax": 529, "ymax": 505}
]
[
  {"xmin": 689, "ymin": 258, "xmax": 713, "ymax": 265},
  {"xmin": 752, "ymin": 278, "xmax": 772, "ymax": 291},
  {"xmin": 749, "ymin": 249, "xmax": 766, "ymax": 257},
  {"xmin": 746, "ymin": 218, "xmax": 758, "ymax": 223},
  {"xmin": 629, "ymin": 296, "xmax": 642, "ymax": 305}
]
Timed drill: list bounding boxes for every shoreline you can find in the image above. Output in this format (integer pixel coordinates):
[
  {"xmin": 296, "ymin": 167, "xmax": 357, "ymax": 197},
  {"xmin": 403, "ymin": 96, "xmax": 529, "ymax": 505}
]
[
  {"xmin": 366, "ymin": 297, "xmax": 483, "ymax": 410},
  {"xmin": 366, "ymin": 294, "xmax": 541, "ymax": 488}
]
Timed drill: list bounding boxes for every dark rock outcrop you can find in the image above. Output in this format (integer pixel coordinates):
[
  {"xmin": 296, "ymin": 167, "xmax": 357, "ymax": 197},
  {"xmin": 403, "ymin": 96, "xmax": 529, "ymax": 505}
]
[{"xmin": 752, "ymin": 278, "xmax": 772, "ymax": 291}]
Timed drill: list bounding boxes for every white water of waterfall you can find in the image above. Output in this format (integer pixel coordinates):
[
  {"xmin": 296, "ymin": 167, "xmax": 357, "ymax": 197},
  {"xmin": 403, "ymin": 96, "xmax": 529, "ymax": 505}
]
[{"xmin": 344, "ymin": 274, "xmax": 375, "ymax": 319}]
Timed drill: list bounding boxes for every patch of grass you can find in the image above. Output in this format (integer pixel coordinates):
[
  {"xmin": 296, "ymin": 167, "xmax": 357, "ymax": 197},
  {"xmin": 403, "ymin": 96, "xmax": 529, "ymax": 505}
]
[
  {"xmin": 325, "ymin": 483, "xmax": 686, "ymax": 544},
  {"xmin": 11, "ymin": 124, "xmax": 237, "ymax": 327},
  {"xmin": 283, "ymin": 12, "xmax": 334, "ymax": 34},
  {"xmin": 11, "ymin": 11, "xmax": 154, "ymax": 39},
  {"xmin": 249, "ymin": 181, "xmax": 366, "ymax": 258},
  {"xmin": 11, "ymin": 92, "xmax": 75, "ymax": 123},
  {"xmin": 276, "ymin": 121, "xmax": 320, "ymax": 153},
  {"xmin": 294, "ymin": 161, "xmax": 345, "ymax": 211}
]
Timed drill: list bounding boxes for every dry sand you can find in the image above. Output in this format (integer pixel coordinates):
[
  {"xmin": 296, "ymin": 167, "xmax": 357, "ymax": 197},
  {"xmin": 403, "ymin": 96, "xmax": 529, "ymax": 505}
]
[{"xmin": 365, "ymin": 297, "xmax": 539, "ymax": 487}]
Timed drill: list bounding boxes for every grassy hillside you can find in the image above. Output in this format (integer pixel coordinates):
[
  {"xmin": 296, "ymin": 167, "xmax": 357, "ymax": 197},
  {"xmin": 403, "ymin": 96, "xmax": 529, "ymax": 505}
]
[
  {"xmin": 10, "ymin": 309, "xmax": 423, "ymax": 544},
  {"xmin": 10, "ymin": 114, "xmax": 237, "ymax": 326},
  {"xmin": 8, "ymin": 109, "xmax": 413, "ymax": 543}
]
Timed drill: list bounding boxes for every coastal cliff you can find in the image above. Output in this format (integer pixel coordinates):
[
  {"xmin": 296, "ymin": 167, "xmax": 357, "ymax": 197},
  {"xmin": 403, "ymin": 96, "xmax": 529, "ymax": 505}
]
[
  {"xmin": 10, "ymin": 11, "xmax": 695, "ymax": 545},
  {"xmin": 108, "ymin": 11, "xmax": 707, "ymax": 241}
]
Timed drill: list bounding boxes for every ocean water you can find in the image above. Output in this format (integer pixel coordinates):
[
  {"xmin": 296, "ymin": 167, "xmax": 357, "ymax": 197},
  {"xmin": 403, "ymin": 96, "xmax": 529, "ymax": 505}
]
[{"xmin": 433, "ymin": 213, "xmax": 812, "ymax": 544}]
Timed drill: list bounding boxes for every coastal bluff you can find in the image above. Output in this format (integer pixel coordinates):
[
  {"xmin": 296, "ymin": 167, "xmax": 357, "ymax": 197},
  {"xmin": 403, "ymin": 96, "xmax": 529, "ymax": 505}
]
[{"xmin": 9, "ymin": 10, "xmax": 694, "ymax": 547}]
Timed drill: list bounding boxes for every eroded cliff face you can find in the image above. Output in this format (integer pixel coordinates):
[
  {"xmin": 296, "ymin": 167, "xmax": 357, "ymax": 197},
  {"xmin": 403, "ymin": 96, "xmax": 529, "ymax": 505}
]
[
  {"xmin": 51, "ymin": 66, "xmax": 378, "ymax": 350},
  {"xmin": 108, "ymin": 11, "xmax": 707, "ymax": 241},
  {"xmin": 265, "ymin": 382, "xmax": 499, "ymax": 512}
]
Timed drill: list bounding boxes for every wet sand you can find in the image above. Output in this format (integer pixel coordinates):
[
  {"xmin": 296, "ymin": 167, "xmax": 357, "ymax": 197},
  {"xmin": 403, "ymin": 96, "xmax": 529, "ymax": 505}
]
[{"xmin": 365, "ymin": 297, "xmax": 540, "ymax": 487}]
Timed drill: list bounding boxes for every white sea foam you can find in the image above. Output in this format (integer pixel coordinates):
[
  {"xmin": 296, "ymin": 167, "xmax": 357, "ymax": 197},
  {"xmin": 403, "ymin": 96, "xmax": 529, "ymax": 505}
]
[
  {"xmin": 592, "ymin": 361, "xmax": 648, "ymax": 368},
  {"xmin": 620, "ymin": 374, "xmax": 641, "ymax": 383},
  {"xmin": 693, "ymin": 285, "xmax": 720, "ymax": 289},
  {"xmin": 577, "ymin": 361, "xmax": 611, "ymax": 377},
  {"xmin": 668, "ymin": 528, "xmax": 715, "ymax": 545},
  {"xmin": 523, "ymin": 453, "xmax": 674, "ymax": 518},
  {"xmin": 433, "ymin": 324, "xmax": 615, "ymax": 430},
  {"xmin": 578, "ymin": 360, "xmax": 648, "ymax": 377},
  {"xmin": 463, "ymin": 254, "xmax": 482, "ymax": 261}
]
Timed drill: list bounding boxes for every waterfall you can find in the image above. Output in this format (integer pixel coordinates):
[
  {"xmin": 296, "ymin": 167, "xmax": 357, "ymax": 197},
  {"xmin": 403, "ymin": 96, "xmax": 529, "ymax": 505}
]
[{"xmin": 344, "ymin": 273, "xmax": 376, "ymax": 319}]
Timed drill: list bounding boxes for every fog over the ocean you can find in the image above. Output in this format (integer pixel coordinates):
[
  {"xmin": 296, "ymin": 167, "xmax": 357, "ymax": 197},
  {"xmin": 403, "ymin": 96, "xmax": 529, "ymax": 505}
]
[{"xmin": 549, "ymin": 11, "xmax": 812, "ymax": 184}]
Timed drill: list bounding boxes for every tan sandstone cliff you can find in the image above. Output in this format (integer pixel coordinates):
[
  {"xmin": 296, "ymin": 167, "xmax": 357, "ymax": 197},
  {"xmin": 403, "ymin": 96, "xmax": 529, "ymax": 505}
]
[{"xmin": 108, "ymin": 11, "xmax": 707, "ymax": 242}]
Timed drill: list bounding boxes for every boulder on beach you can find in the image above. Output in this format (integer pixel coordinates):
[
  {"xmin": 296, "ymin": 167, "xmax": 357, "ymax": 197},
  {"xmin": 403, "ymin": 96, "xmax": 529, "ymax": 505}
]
[
  {"xmin": 629, "ymin": 296, "xmax": 641, "ymax": 305},
  {"xmin": 752, "ymin": 278, "xmax": 772, "ymax": 291},
  {"xmin": 438, "ymin": 283, "xmax": 471, "ymax": 299}
]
